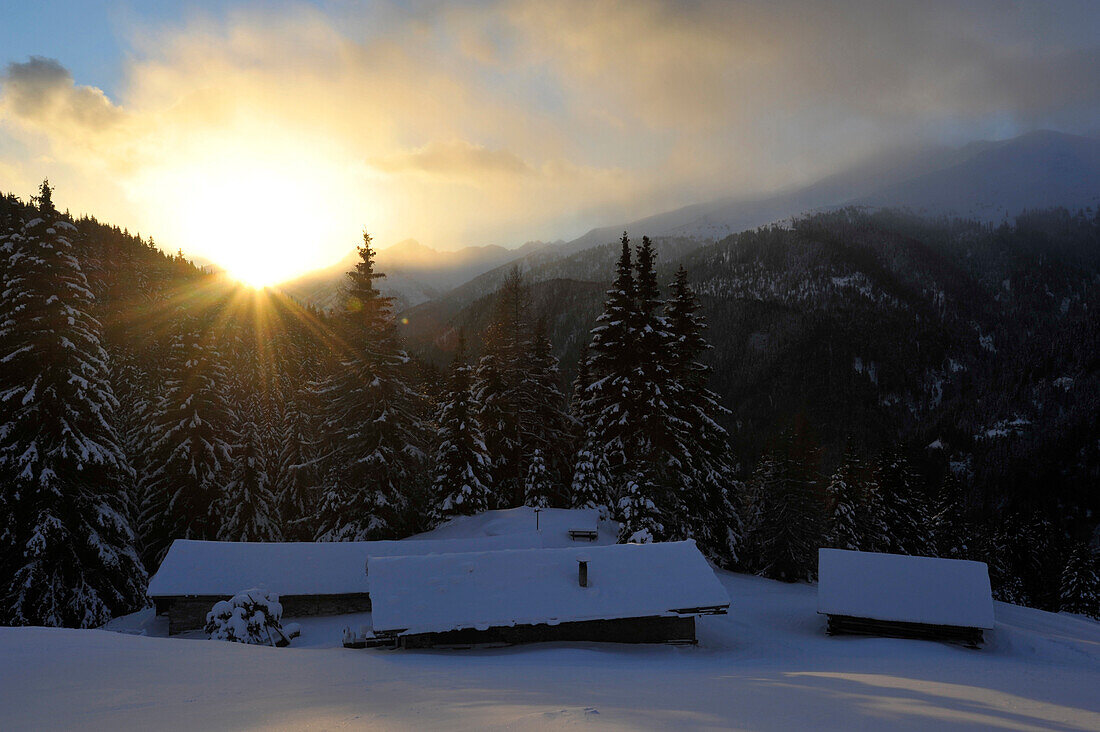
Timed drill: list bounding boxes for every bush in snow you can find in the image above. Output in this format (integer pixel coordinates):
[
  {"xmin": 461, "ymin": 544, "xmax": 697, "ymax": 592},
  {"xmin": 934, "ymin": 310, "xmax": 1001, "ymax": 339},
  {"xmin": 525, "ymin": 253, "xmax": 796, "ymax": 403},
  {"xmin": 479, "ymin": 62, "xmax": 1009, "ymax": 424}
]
[{"xmin": 205, "ymin": 589, "xmax": 286, "ymax": 645}]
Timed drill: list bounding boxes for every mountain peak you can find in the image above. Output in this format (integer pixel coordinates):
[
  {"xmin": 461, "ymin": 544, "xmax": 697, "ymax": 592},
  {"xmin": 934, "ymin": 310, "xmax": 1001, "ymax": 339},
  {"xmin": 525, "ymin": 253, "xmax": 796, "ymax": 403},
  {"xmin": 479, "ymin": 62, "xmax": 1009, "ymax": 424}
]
[{"xmin": 382, "ymin": 238, "xmax": 434, "ymax": 256}]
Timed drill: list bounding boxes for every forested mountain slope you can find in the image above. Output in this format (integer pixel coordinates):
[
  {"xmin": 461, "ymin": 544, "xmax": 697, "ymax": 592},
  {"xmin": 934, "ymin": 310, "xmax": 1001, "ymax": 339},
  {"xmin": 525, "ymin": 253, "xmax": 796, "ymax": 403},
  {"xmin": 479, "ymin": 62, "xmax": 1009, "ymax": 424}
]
[
  {"xmin": 689, "ymin": 211, "xmax": 1099, "ymax": 520},
  {"xmin": 281, "ymin": 238, "xmax": 554, "ymax": 312},
  {"xmin": 403, "ymin": 209, "xmax": 1100, "ymax": 561}
]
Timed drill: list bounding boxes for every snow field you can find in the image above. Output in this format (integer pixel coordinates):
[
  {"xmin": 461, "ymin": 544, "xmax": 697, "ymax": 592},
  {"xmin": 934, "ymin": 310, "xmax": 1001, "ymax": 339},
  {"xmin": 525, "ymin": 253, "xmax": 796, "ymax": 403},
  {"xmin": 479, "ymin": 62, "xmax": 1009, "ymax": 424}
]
[
  {"xmin": 10, "ymin": 567, "xmax": 1098, "ymax": 731},
  {"xmin": 6, "ymin": 508, "xmax": 1098, "ymax": 730}
]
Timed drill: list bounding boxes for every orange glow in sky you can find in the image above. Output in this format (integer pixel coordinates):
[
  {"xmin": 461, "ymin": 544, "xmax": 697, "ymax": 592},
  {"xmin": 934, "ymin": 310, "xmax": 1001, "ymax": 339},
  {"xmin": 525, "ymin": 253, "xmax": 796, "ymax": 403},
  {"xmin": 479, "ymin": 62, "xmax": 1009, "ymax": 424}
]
[{"xmin": 127, "ymin": 132, "xmax": 371, "ymax": 287}]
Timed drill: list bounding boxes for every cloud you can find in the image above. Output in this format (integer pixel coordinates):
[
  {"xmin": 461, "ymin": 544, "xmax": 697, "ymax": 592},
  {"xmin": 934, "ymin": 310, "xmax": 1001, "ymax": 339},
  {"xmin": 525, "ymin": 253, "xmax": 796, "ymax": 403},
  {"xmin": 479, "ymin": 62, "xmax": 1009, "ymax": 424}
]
[
  {"xmin": 1, "ymin": 0, "xmax": 1099, "ymax": 268},
  {"xmin": 2, "ymin": 56, "xmax": 123, "ymax": 134},
  {"xmin": 372, "ymin": 140, "xmax": 534, "ymax": 179}
]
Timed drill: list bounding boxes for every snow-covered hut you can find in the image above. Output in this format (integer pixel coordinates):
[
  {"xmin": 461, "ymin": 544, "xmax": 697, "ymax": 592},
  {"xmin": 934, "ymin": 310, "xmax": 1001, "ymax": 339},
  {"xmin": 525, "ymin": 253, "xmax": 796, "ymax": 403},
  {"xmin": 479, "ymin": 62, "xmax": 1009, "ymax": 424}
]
[
  {"xmin": 148, "ymin": 535, "xmax": 541, "ymax": 634},
  {"xmin": 817, "ymin": 548, "xmax": 995, "ymax": 645},
  {"xmin": 366, "ymin": 540, "xmax": 730, "ymax": 648}
]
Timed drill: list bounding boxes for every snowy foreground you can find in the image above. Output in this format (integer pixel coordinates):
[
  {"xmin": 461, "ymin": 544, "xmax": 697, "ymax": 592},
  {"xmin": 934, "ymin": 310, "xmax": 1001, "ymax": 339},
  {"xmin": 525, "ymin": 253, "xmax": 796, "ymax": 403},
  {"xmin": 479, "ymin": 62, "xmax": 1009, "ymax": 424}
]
[{"xmin": 2, "ymin": 511, "xmax": 1099, "ymax": 731}]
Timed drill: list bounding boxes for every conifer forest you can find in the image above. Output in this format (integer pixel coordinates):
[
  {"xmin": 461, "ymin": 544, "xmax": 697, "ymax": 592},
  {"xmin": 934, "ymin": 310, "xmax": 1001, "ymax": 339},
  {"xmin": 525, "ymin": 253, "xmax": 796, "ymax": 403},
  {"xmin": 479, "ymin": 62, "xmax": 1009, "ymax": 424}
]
[
  {"xmin": 6, "ymin": 4, "xmax": 1100, "ymax": 728},
  {"xmin": 1, "ymin": 182, "xmax": 1098, "ymax": 628}
]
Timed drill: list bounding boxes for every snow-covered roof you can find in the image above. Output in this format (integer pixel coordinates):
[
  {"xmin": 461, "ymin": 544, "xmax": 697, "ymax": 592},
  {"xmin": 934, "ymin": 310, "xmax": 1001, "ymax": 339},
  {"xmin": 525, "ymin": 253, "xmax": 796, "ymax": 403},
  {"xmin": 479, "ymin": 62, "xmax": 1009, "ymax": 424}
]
[
  {"xmin": 147, "ymin": 535, "xmax": 543, "ymax": 598},
  {"xmin": 369, "ymin": 540, "xmax": 730, "ymax": 636},
  {"xmin": 817, "ymin": 549, "xmax": 994, "ymax": 629}
]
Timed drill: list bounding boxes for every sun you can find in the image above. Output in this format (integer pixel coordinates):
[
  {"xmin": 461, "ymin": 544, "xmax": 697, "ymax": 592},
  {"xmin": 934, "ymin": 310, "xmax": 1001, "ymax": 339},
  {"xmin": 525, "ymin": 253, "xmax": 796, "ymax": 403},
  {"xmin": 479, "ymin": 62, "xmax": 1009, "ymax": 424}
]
[
  {"xmin": 128, "ymin": 133, "xmax": 369, "ymax": 287},
  {"xmin": 178, "ymin": 168, "xmax": 340, "ymax": 288}
]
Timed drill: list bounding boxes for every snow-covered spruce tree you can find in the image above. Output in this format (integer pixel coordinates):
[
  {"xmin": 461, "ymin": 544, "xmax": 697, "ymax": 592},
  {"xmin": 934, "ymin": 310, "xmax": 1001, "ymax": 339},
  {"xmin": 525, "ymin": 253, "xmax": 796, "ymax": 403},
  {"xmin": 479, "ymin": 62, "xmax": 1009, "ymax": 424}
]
[
  {"xmin": 140, "ymin": 313, "xmax": 235, "ymax": 567},
  {"xmin": 735, "ymin": 454, "xmax": 772, "ymax": 573},
  {"xmin": 629, "ymin": 235, "xmax": 683, "ymax": 468},
  {"xmin": 575, "ymin": 234, "xmax": 684, "ymax": 542},
  {"xmin": 568, "ymin": 343, "xmax": 614, "ymax": 514},
  {"xmin": 523, "ymin": 448, "xmax": 554, "ymax": 508},
  {"xmin": 220, "ymin": 392, "xmax": 281, "ymax": 542},
  {"xmin": 313, "ymin": 232, "xmax": 426, "ymax": 541},
  {"xmin": 823, "ymin": 446, "xmax": 888, "ymax": 553},
  {"xmin": 824, "ymin": 451, "xmax": 863, "ymax": 551},
  {"xmin": 874, "ymin": 448, "xmax": 935, "ymax": 556},
  {"xmin": 977, "ymin": 513, "xmax": 1062, "ymax": 608},
  {"xmin": 859, "ymin": 477, "xmax": 891, "ymax": 553},
  {"xmin": 751, "ymin": 425, "xmax": 825, "ymax": 582},
  {"xmin": 1, "ymin": 200, "xmax": 27, "ymax": 564},
  {"xmin": 569, "ymin": 341, "xmax": 592, "ymax": 419},
  {"xmin": 431, "ymin": 334, "xmax": 492, "ymax": 523},
  {"xmin": 978, "ymin": 518, "xmax": 1027, "ymax": 605},
  {"xmin": 570, "ymin": 430, "xmax": 611, "ymax": 513},
  {"xmin": 575, "ymin": 234, "xmax": 637, "ymax": 427},
  {"xmin": 470, "ymin": 269, "xmax": 574, "ymax": 509},
  {"xmin": 517, "ymin": 320, "xmax": 573, "ymax": 506},
  {"xmin": 574, "ymin": 235, "xmax": 639, "ymax": 523},
  {"xmin": 471, "ymin": 347, "xmax": 510, "ymax": 508},
  {"xmin": 275, "ymin": 365, "xmax": 322, "ymax": 541},
  {"xmin": 0, "ymin": 182, "xmax": 146, "ymax": 627},
  {"xmin": 931, "ymin": 470, "xmax": 969, "ymax": 559},
  {"xmin": 665, "ymin": 264, "xmax": 741, "ymax": 563},
  {"xmin": 617, "ymin": 236, "xmax": 683, "ymax": 542},
  {"xmin": 107, "ymin": 348, "xmax": 154, "ymax": 531},
  {"xmin": 1059, "ymin": 543, "xmax": 1099, "ymax": 619},
  {"xmin": 0, "ymin": 211, "xmax": 16, "ymax": 577},
  {"xmin": 472, "ymin": 266, "xmax": 532, "ymax": 507},
  {"xmin": 618, "ymin": 466, "xmax": 666, "ymax": 544}
]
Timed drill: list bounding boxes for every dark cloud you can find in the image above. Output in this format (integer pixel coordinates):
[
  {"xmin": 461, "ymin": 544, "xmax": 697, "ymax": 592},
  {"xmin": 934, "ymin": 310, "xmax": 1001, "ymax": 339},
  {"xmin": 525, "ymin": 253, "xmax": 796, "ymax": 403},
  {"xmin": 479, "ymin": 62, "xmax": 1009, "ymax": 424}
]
[{"xmin": 2, "ymin": 56, "xmax": 122, "ymax": 131}]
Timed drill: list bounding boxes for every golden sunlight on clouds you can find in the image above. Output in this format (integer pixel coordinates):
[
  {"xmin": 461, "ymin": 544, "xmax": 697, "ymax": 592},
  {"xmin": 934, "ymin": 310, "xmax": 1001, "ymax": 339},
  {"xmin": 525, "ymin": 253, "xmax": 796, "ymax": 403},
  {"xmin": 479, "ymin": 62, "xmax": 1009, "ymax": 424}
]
[
  {"xmin": 0, "ymin": 7, "xmax": 653, "ymax": 281},
  {"xmin": 126, "ymin": 131, "xmax": 371, "ymax": 287},
  {"xmin": 2, "ymin": 1, "xmax": 1098, "ymax": 283}
]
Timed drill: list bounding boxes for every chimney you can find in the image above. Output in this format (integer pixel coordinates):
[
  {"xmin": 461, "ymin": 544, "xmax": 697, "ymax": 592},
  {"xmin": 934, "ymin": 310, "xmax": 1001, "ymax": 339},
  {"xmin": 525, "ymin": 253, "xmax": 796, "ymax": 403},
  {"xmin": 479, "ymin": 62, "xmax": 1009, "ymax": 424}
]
[{"xmin": 578, "ymin": 559, "xmax": 589, "ymax": 588}]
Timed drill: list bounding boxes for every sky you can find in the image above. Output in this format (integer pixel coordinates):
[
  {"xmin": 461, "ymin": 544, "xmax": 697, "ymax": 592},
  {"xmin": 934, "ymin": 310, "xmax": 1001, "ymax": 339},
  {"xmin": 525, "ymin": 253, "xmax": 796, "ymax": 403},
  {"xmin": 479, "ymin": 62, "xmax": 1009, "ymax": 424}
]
[{"xmin": 2, "ymin": 1, "xmax": 1100, "ymax": 285}]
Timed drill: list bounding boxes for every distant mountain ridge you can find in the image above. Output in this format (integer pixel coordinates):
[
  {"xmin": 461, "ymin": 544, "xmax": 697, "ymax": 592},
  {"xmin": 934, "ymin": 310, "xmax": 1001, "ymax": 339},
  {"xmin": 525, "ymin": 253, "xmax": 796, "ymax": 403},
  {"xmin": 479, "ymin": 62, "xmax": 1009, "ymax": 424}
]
[
  {"xmin": 279, "ymin": 238, "xmax": 555, "ymax": 311},
  {"xmin": 283, "ymin": 130, "xmax": 1100, "ymax": 312},
  {"xmin": 567, "ymin": 130, "xmax": 1100, "ymax": 249},
  {"xmin": 427, "ymin": 130, "xmax": 1100, "ymax": 312},
  {"xmin": 857, "ymin": 130, "xmax": 1100, "ymax": 218}
]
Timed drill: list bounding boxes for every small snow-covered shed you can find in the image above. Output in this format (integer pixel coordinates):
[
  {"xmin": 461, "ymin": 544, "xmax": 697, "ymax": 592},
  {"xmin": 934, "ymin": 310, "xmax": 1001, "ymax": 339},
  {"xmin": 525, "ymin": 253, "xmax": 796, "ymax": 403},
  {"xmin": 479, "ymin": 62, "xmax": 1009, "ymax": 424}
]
[
  {"xmin": 367, "ymin": 540, "xmax": 730, "ymax": 648},
  {"xmin": 817, "ymin": 548, "xmax": 995, "ymax": 645},
  {"xmin": 148, "ymin": 535, "xmax": 541, "ymax": 634}
]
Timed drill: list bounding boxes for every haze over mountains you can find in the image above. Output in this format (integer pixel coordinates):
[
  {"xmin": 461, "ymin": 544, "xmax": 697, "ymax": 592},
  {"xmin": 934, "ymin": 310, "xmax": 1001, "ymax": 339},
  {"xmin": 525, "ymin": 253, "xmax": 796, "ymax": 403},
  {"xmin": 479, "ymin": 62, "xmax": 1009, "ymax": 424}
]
[
  {"xmin": 595, "ymin": 129, "xmax": 1100, "ymax": 247},
  {"xmin": 281, "ymin": 130, "xmax": 1100, "ymax": 312},
  {"xmin": 282, "ymin": 237, "xmax": 555, "ymax": 311}
]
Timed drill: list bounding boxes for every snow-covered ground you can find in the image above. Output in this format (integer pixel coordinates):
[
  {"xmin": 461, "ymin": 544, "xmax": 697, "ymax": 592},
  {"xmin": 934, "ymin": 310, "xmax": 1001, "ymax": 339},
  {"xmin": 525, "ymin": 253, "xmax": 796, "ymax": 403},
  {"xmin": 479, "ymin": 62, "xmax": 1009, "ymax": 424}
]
[
  {"xmin": 2, "ymin": 510, "xmax": 1098, "ymax": 730},
  {"xmin": 406, "ymin": 506, "xmax": 615, "ymax": 548}
]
